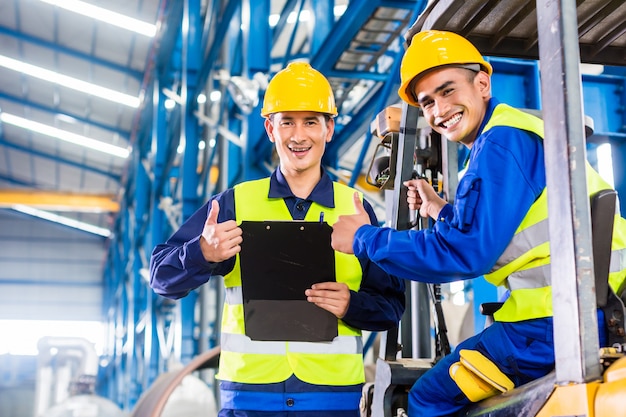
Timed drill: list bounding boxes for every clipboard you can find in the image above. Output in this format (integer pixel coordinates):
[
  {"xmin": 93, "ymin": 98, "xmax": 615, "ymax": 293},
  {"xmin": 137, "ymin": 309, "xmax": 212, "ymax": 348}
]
[{"xmin": 239, "ymin": 220, "xmax": 338, "ymax": 342}]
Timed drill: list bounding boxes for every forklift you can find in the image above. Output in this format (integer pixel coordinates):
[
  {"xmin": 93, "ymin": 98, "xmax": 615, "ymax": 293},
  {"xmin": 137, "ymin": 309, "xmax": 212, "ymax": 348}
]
[{"xmin": 362, "ymin": 1, "xmax": 626, "ymax": 416}]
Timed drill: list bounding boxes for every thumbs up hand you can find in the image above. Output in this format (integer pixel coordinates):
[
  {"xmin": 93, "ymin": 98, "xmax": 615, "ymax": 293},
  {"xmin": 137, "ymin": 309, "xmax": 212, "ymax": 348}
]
[
  {"xmin": 200, "ymin": 200, "xmax": 242, "ymax": 262},
  {"xmin": 331, "ymin": 192, "xmax": 370, "ymax": 254}
]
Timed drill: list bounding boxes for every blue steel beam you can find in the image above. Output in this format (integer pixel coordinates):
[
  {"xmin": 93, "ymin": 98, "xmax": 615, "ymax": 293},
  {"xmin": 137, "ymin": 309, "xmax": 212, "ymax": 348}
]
[
  {"xmin": 490, "ymin": 58, "xmax": 541, "ymax": 109},
  {"xmin": 195, "ymin": 0, "xmax": 241, "ymax": 101},
  {"xmin": 0, "ymin": 138, "xmax": 122, "ymax": 181},
  {"xmin": 147, "ymin": 77, "xmax": 169, "ymax": 385},
  {"xmin": 582, "ymin": 68, "xmax": 626, "ymax": 216},
  {"xmin": 0, "ymin": 174, "xmax": 31, "ymax": 186},
  {"xmin": 340, "ymin": 2, "xmax": 427, "ymax": 185},
  {"xmin": 222, "ymin": 7, "xmax": 245, "ymax": 188},
  {"xmin": 320, "ymin": 1, "xmax": 425, "ymax": 168},
  {"xmin": 0, "ymin": 92, "xmax": 131, "ymax": 140},
  {"xmin": 154, "ymin": 1, "xmax": 184, "ymax": 82},
  {"xmin": 153, "ymin": 0, "xmax": 205, "ymax": 366},
  {"xmin": 347, "ymin": 46, "xmax": 405, "ymax": 188},
  {"xmin": 243, "ymin": 0, "xmax": 271, "ymax": 182},
  {"xmin": 0, "ymin": 26, "xmax": 143, "ymax": 81},
  {"xmin": 280, "ymin": 0, "xmax": 306, "ymax": 68},
  {"xmin": 272, "ymin": 0, "xmax": 299, "ymax": 44},
  {"xmin": 613, "ymin": 141, "xmax": 626, "ymax": 217},
  {"xmin": 132, "ymin": 153, "xmax": 151, "ymax": 394},
  {"xmin": 180, "ymin": 0, "xmax": 203, "ymax": 223},
  {"xmin": 323, "ymin": 86, "xmax": 382, "ymax": 167},
  {"xmin": 310, "ymin": 0, "xmax": 380, "ymax": 74},
  {"xmin": 582, "ymin": 72, "xmax": 626, "ymax": 140},
  {"xmin": 310, "ymin": 0, "xmax": 335, "ymax": 56}
]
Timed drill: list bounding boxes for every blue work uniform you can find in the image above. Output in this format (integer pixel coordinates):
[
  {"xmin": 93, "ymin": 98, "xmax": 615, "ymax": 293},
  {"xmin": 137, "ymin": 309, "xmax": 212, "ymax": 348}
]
[
  {"xmin": 352, "ymin": 97, "xmax": 570, "ymax": 416},
  {"xmin": 150, "ymin": 168, "xmax": 405, "ymax": 417}
]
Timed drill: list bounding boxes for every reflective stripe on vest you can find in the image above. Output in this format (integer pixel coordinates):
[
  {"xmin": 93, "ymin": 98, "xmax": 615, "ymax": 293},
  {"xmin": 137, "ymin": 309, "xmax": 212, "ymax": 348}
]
[
  {"xmin": 221, "ymin": 332, "xmax": 363, "ymax": 355},
  {"xmin": 216, "ymin": 177, "xmax": 365, "ymax": 385},
  {"xmin": 481, "ymin": 104, "xmax": 626, "ymax": 322}
]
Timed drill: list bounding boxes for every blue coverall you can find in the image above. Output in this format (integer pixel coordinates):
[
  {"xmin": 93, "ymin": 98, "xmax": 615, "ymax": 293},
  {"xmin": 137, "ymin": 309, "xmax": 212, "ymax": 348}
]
[
  {"xmin": 150, "ymin": 168, "xmax": 406, "ymax": 417},
  {"xmin": 353, "ymin": 98, "xmax": 557, "ymax": 416}
]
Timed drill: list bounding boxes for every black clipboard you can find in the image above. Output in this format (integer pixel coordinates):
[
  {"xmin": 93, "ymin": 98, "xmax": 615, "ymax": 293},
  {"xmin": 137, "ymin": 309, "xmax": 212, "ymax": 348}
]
[{"xmin": 239, "ymin": 220, "xmax": 338, "ymax": 342}]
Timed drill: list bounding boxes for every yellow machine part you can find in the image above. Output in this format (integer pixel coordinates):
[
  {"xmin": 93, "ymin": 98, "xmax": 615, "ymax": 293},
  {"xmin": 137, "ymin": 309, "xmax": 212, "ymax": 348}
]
[
  {"xmin": 595, "ymin": 356, "xmax": 626, "ymax": 416},
  {"xmin": 533, "ymin": 357, "xmax": 626, "ymax": 417},
  {"xmin": 535, "ymin": 381, "xmax": 600, "ymax": 417}
]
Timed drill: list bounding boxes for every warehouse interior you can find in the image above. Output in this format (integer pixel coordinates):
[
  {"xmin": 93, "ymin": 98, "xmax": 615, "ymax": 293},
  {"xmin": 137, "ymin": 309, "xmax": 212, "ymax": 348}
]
[{"xmin": 0, "ymin": 0, "xmax": 625, "ymax": 416}]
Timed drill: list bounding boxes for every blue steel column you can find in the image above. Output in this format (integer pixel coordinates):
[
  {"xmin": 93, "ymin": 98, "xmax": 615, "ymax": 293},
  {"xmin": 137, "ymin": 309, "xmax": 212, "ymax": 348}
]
[
  {"xmin": 147, "ymin": 74, "xmax": 168, "ymax": 387},
  {"xmin": 310, "ymin": 0, "xmax": 334, "ymax": 57},
  {"xmin": 603, "ymin": 67, "xmax": 626, "ymax": 213},
  {"xmin": 244, "ymin": 0, "xmax": 270, "ymax": 181},
  {"xmin": 179, "ymin": 0, "xmax": 203, "ymax": 364},
  {"xmin": 132, "ymin": 152, "xmax": 150, "ymax": 407},
  {"xmin": 120, "ymin": 202, "xmax": 134, "ymax": 409},
  {"xmin": 582, "ymin": 71, "xmax": 626, "ymax": 216},
  {"xmin": 224, "ymin": 4, "xmax": 244, "ymax": 187},
  {"xmin": 613, "ymin": 141, "xmax": 626, "ymax": 216}
]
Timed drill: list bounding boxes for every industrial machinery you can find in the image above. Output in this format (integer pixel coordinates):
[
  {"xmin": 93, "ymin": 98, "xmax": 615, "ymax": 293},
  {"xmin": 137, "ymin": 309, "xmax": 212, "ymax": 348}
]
[
  {"xmin": 35, "ymin": 337, "xmax": 127, "ymax": 417},
  {"xmin": 361, "ymin": 1, "xmax": 626, "ymax": 416}
]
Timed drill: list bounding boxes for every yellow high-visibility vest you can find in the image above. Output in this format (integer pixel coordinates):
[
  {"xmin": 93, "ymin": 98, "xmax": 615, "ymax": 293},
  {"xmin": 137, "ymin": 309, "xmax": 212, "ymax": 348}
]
[
  {"xmin": 481, "ymin": 104, "xmax": 626, "ymax": 322},
  {"xmin": 216, "ymin": 178, "xmax": 366, "ymax": 385}
]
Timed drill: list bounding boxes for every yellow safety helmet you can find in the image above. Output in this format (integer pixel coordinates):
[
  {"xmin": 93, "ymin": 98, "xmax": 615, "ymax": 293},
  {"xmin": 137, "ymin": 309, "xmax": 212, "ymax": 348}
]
[
  {"xmin": 261, "ymin": 62, "xmax": 338, "ymax": 117},
  {"xmin": 398, "ymin": 30, "xmax": 493, "ymax": 107}
]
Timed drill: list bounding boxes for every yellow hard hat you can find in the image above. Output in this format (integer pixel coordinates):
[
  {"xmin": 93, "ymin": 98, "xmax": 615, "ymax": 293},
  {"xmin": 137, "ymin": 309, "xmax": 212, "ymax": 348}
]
[
  {"xmin": 398, "ymin": 30, "xmax": 493, "ymax": 107},
  {"xmin": 261, "ymin": 62, "xmax": 338, "ymax": 117}
]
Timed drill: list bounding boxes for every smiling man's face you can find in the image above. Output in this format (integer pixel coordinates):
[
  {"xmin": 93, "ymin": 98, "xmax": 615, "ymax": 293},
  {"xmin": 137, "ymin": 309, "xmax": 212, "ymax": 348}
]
[
  {"xmin": 265, "ymin": 111, "xmax": 333, "ymax": 176},
  {"xmin": 414, "ymin": 67, "xmax": 491, "ymax": 148}
]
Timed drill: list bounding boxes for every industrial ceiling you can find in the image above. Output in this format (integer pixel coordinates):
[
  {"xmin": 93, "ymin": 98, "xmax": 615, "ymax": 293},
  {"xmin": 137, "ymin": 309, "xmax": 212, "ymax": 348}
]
[
  {"xmin": 0, "ymin": 0, "xmax": 163, "ymax": 236},
  {"xmin": 0, "ymin": 0, "xmax": 420, "ymax": 237}
]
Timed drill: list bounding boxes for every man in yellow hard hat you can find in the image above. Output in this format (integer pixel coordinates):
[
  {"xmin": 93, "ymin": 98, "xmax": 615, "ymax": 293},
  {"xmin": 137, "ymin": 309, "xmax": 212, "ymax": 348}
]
[
  {"xmin": 149, "ymin": 62, "xmax": 405, "ymax": 416},
  {"xmin": 331, "ymin": 30, "xmax": 626, "ymax": 416}
]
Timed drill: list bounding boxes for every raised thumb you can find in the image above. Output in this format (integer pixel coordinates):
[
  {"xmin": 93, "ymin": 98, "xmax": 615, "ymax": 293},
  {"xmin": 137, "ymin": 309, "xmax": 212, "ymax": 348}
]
[{"xmin": 206, "ymin": 199, "xmax": 220, "ymax": 224}]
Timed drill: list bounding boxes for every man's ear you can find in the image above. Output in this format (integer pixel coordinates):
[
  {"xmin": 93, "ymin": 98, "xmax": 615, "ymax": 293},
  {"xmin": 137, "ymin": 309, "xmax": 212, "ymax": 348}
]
[
  {"xmin": 264, "ymin": 118, "xmax": 275, "ymax": 143},
  {"xmin": 325, "ymin": 117, "xmax": 335, "ymax": 143},
  {"xmin": 475, "ymin": 71, "xmax": 491, "ymax": 99}
]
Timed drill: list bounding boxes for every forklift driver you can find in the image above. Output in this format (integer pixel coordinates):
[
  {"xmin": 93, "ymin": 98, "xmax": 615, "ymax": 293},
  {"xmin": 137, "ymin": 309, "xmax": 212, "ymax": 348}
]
[{"xmin": 331, "ymin": 30, "xmax": 626, "ymax": 416}]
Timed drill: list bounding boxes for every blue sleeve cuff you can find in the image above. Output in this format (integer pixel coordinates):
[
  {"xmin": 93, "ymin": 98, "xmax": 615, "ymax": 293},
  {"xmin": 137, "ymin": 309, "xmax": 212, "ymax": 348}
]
[
  {"xmin": 437, "ymin": 204, "xmax": 454, "ymax": 222},
  {"xmin": 353, "ymin": 224, "xmax": 378, "ymax": 258},
  {"xmin": 186, "ymin": 236, "xmax": 219, "ymax": 272}
]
